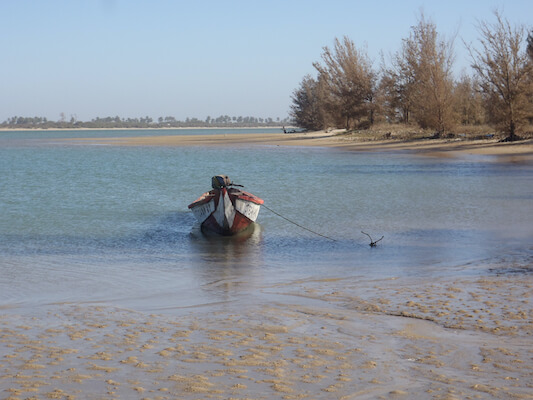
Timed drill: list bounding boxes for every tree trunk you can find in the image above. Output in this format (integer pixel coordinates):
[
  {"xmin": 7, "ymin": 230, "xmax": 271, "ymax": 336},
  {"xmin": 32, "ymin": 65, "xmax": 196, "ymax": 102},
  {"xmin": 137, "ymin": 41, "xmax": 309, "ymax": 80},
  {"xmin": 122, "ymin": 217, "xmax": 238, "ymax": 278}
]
[
  {"xmin": 501, "ymin": 120, "xmax": 521, "ymax": 142},
  {"xmin": 509, "ymin": 120, "xmax": 516, "ymax": 141}
]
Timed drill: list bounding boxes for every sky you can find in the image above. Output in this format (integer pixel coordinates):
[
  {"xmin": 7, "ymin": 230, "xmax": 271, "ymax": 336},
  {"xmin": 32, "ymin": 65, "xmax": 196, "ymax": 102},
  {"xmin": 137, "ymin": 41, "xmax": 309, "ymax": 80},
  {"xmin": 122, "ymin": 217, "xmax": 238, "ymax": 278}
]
[{"xmin": 1, "ymin": 0, "xmax": 531, "ymax": 123}]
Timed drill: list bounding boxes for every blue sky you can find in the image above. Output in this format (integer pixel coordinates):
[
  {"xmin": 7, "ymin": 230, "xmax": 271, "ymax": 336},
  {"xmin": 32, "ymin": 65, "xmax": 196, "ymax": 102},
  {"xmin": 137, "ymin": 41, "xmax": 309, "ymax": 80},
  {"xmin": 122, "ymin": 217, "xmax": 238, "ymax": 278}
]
[{"xmin": 1, "ymin": 0, "xmax": 531, "ymax": 122}]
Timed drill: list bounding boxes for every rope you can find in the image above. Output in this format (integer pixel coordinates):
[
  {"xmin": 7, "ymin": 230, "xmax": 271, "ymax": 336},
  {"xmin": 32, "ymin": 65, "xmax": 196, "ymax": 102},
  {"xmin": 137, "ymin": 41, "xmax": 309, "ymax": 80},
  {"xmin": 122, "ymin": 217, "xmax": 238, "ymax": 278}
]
[{"xmin": 261, "ymin": 203, "xmax": 337, "ymax": 242}]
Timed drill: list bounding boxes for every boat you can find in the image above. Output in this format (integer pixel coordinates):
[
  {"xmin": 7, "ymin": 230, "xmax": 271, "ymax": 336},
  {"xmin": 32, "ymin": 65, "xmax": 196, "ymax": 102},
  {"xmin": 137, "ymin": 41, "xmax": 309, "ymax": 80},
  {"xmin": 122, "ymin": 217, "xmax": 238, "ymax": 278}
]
[{"xmin": 188, "ymin": 175, "xmax": 264, "ymax": 235}]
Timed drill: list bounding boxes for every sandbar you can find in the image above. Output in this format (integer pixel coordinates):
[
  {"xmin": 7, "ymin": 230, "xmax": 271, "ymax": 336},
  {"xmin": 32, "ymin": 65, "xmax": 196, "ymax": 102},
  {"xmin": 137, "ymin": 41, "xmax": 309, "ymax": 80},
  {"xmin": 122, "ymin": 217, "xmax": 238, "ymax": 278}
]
[{"xmin": 68, "ymin": 130, "xmax": 533, "ymax": 162}]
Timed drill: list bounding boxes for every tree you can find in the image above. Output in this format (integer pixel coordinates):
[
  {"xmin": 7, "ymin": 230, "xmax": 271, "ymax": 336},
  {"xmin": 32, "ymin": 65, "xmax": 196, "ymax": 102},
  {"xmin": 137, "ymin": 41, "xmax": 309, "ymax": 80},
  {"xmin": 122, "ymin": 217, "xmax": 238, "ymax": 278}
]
[
  {"xmin": 313, "ymin": 36, "xmax": 376, "ymax": 130},
  {"xmin": 467, "ymin": 12, "xmax": 533, "ymax": 141},
  {"xmin": 290, "ymin": 74, "xmax": 326, "ymax": 130},
  {"xmin": 379, "ymin": 14, "xmax": 456, "ymax": 135},
  {"xmin": 401, "ymin": 14, "xmax": 456, "ymax": 136},
  {"xmin": 379, "ymin": 47, "xmax": 416, "ymax": 123},
  {"xmin": 453, "ymin": 73, "xmax": 485, "ymax": 126}
]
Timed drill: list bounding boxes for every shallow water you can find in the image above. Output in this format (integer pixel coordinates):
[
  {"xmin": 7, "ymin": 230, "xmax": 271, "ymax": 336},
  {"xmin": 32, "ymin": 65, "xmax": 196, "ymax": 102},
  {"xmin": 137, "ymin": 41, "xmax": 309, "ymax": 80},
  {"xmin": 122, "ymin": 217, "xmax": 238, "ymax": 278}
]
[{"xmin": 1, "ymin": 130, "xmax": 532, "ymax": 314}]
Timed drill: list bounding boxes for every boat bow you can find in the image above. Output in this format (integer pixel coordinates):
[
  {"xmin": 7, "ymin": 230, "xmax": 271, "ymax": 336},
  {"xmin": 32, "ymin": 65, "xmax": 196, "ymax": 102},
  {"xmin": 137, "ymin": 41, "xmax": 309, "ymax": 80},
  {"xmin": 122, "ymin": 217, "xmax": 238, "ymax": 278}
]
[{"xmin": 188, "ymin": 176, "xmax": 263, "ymax": 235}]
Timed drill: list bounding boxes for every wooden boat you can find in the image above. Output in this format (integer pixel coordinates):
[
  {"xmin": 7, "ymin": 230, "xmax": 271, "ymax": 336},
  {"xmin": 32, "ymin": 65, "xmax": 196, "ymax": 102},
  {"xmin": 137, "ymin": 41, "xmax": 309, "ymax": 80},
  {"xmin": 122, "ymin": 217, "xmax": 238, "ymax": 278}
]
[{"xmin": 188, "ymin": 175, "xmax": 264, "ymax": 235}]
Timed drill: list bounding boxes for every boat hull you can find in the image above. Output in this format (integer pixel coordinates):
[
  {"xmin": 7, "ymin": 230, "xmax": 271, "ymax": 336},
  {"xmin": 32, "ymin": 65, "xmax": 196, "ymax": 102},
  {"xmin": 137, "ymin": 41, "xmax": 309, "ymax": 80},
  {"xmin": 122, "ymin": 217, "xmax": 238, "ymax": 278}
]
[{"xmin": 188, "ymin": 187, "xmax": 263, "ymax": 235}]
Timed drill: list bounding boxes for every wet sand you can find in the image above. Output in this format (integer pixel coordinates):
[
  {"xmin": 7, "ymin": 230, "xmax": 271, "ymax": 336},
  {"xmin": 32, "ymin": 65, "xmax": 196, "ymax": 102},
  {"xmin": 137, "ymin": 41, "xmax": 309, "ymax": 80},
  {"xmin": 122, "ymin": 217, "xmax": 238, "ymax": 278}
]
[{"xmin": 1, "ymin": 273, "xmax": 531, "ymax": 399}]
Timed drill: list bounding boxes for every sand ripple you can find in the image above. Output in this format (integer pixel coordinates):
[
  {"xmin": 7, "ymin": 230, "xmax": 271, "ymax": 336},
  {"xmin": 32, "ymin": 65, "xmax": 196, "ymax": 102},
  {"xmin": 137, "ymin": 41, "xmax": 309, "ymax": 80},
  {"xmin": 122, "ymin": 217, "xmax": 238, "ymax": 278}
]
[{"xmin": 1, "ymin": 272, "xmax": 531, "ymax": 399}]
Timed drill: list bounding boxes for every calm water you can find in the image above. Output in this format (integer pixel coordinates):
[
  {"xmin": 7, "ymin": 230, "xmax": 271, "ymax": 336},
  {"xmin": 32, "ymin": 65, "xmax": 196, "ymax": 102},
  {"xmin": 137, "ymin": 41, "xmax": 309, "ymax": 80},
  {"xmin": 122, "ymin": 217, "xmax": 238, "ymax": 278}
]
[
  {"xmin": 1, "ymin": 129, "xmax": 532, "ymax": 314},
  {"xmin": 0, "ymin": 127, "xmax": 283, "ymax": 140}
]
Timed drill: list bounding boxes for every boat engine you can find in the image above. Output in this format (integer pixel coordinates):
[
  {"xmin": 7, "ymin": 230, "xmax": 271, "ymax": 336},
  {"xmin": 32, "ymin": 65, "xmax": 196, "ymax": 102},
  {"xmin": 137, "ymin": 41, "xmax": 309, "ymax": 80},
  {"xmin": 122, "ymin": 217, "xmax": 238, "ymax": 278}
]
[{"xmin": 211, "ymin": 175, "xmax": 232, "ymax": 189}]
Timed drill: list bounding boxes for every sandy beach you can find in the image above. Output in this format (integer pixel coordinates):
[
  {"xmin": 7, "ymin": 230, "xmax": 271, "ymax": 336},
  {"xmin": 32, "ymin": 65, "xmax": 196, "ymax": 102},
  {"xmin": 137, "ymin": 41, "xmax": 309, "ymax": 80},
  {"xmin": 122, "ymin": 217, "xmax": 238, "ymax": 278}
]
[
  {"xmin": 2, "ymin": 130, "xmax": 532, "ymax": 399},
  {"xmin": 69, "ymin": 130, "xmax": 533, "ymax": 162}
]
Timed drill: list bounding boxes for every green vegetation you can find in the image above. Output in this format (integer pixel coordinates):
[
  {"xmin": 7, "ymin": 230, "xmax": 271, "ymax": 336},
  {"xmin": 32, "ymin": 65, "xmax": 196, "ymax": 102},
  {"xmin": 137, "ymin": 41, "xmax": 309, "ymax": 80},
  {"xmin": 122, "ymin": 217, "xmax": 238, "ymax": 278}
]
[
  {"xmin": 0, "ymin": 115, "xmax": 290, "ymax": 130},
  {"xmin": 291, "ymin": 12, "xmax": 533, "ymax": 141}
]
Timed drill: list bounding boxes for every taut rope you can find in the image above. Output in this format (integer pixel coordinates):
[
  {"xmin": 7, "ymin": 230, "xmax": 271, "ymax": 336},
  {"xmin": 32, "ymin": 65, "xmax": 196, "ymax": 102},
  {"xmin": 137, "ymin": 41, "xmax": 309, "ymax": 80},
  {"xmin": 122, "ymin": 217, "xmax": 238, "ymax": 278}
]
[{"xmin": 261, "ymin": 203, "xmax": 337, "ymax": 242}]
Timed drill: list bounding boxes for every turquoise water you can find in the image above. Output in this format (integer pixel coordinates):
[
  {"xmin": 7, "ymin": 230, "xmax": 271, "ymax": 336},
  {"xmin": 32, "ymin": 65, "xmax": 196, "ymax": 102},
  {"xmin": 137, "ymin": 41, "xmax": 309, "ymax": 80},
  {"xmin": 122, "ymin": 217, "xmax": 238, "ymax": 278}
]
[{"xmin": 1, "ymin": 130, "xmax": 532, "ymax": 313}]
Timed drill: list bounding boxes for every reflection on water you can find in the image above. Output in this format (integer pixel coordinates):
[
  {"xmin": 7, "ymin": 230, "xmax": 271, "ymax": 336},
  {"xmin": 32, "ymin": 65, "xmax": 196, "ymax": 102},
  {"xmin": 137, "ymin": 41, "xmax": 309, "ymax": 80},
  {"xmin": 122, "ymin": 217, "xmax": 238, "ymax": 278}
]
[
  {"xmin": 190, "ymin": 223, "xmax": 263, "ymax": 266},
  {"xmin": 188, "ymin": 224, "xmax": 264, "ymax": 299}
]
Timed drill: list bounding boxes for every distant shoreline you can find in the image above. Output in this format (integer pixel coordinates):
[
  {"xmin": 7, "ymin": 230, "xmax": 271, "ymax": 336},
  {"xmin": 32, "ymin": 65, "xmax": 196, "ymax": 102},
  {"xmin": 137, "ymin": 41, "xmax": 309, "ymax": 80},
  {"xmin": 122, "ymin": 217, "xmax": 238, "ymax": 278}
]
[{"xmin": 0, "ymin": 126, "xmax": 288, "ymax": 132}]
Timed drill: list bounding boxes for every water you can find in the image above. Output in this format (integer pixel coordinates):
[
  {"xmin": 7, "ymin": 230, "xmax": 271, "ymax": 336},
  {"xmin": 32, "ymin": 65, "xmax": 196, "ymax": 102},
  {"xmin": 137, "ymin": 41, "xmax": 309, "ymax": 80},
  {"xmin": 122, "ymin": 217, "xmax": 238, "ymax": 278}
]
[
  {"xmin": 0, "ymin": 127, "xmax": 283, "ymax": 140},
  {"xmin": 1, "ymin": 129, "xmax": 532, "ymax": 314}
]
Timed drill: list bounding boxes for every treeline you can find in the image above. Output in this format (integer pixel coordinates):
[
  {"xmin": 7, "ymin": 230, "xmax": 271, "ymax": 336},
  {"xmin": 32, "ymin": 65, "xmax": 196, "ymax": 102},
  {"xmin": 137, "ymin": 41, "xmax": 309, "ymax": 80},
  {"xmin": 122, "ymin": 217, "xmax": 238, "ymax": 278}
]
[
  {"xmin": 1, "ymin": 114, "xmax": 290, "ymax": 130},
  {"xmin": 291, "ymin": 12, "xmax": 533, "ymax": 141}
]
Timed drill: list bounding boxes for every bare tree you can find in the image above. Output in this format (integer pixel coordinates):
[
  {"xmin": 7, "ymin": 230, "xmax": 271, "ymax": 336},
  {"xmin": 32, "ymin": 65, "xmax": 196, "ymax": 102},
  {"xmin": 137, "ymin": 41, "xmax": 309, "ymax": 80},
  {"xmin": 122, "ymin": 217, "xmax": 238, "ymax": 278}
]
[
  {"xmin": 380, "ymin": 14, "xmax": 456, "ymax": 136},
  {"xmin": 313, "ymin": 36, "xmax": 376, "ymax": 130},
  {"xmin": 467, "ymin": 12, "xmax": 533, "ymax": 141},
  {"xmin": 403, "ymin": 14, "xmax": 456, "ymax": 136}
]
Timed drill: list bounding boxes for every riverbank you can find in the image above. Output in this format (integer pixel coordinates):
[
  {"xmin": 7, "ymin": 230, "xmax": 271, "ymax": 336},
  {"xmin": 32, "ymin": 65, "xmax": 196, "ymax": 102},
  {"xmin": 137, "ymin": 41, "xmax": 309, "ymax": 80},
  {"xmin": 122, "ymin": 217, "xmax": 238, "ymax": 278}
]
[
  {"xmin": 69, "ymin": 129, "xmax": 533, "ymax": 162},
  {"xmin": 5, "ymin": 125, "xmax": 533, "ymax": 160}
]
